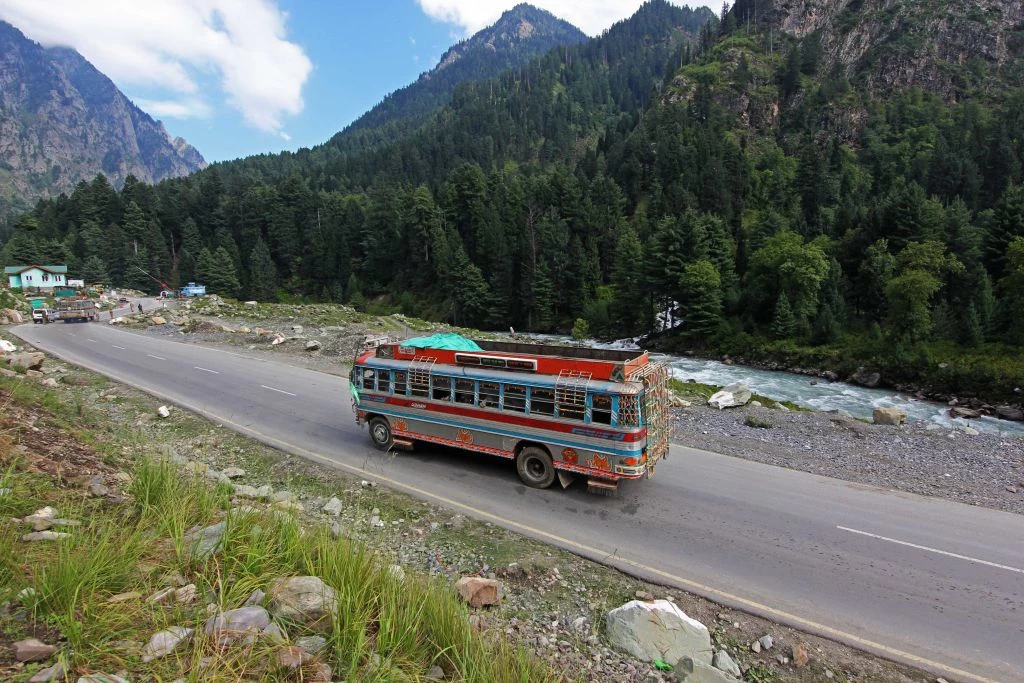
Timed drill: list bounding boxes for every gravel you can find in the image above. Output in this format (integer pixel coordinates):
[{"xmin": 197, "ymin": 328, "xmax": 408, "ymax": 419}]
[{"xmin": 672, "ymin": 403, "xmax": 1024, "ymax": 515}]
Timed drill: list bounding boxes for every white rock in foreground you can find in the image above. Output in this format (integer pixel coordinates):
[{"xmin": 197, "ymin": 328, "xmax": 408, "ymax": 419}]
[
  {"xmin": 606, "ymin": 599, "xmax": 712, "ymax": 665},
  {"xmin": 141, "ymin": 626, "xmax": 193, "ymax": 662},
  {"xmin": 708, "ymin": 382, "xmax": 752, "ymax": 410}
]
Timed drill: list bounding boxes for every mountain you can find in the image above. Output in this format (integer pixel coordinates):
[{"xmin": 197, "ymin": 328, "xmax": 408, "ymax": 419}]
[
  {"xmin": 732, "ymin": 0, "xmax": 1024, "ymax": 101},
  {"xmin": 0, "ymin": 20, "xmax": 205, "ymax": 215},
  {"xmin": 336, "ymin": 4, "xmax": 588, "ymax": 143}
]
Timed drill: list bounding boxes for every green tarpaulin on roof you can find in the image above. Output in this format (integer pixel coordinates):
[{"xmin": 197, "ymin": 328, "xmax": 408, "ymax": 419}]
[{"xmin": 401, "ymin": 333, "xmax": 482, "ymax": 351}]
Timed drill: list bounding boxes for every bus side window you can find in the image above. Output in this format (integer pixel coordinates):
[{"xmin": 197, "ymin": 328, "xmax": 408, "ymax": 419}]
[
  {"xmin": 393, "ymin": 371, "xmax": 408, "ymax": 396},
  {"xmin": 376, "ymin": 370, "xmax": 392, "ymax": 392},
  {"xmin": 411, "ymin": 372, "xmax": 430, "ymax": 398},
  {"xmin": 591, "ymin": 393, "xmax": 613, "ymax": 425},
  {"xmin": 432, "ymin": 375, "xmax": 451, "ymax": 401},
  {"xmin": 531, "ymin": 387, "xmax": 555, "ymax": 416},
  {"xmin": 479, "ymin": 381, "xmax": 499, "ymax": 409},
  {"xmin": 504, "ymin": 384, "xmax": 527, "ymax": 412},
  {"xmin": 455, "ymin": 379, "xmax": 476, "ymax": 405},
  {"xmin": 362, "ymin": 368, "xmax": 376, "ymax": 391}
]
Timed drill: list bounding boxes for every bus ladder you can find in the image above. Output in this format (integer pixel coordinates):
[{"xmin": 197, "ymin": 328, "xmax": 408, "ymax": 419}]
[
  {"xmin": 409, "ymin": 356, "xmax": 437, "ymax": 397},
  {"xmin": 555, "ymin": 369, "xmax": 592, "ymax": 418}
]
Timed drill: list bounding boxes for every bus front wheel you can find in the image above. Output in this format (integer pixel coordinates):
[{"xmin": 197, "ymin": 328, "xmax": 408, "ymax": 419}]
[
  {"xmin": 516, "ymin": 447, "xmax": 555, "ymax": 489},
  {"xmin": 368, "ymin": 417, "xmax": 393, "ymax": 451}
]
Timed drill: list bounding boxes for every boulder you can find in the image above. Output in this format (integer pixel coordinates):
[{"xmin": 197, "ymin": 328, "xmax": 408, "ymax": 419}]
[
  {"xmin": 28, "ymin": 662, "xmax": 66, "ymax": 682},
  {"xmin": 454, "ymin": 577, "xmax": 503, "ymax": 607},
  {"xmin": 322, "ymin": 497, "xmax": 343, "ymax": 516},
  {"xmin": 150, "ymin": 316, "xmax": 167, "ymax": 325},
  {"xmin": 676, "ymin": 656, "xmax": 740, "ymax": 682},
  {"xmin": 605, "ymin": 599, "xmax": 712, "ymax": 665},
  {"xmin": 14, "ymin": 637, "xmax": 57, "ymax": 662},
  {"xmin": 0, "ymin": 339, "xmax": 17, "ymax": 352},
  {"xmin": 22, "ymin": 531, "xmax": 71, "ymax": 541},
  {"xmin": 305, "ymin": 339, "xmax": 322, "ymax": 351},
  {"xmin": 268, "ymin": 576, "xmax": 338, "ymax": 626},
  {"xmin": 712, "ymin": 650, "xmax": 741, "ymax": 677},
  {"xmin": 221, "ymin": 467, "xmax": 246, "ymax": 479},
  {"xmin": 157, "ymin": 405, "xmax": 171, "ymax": 418},
  {"xmin": 949, "ymin": 406, "xmax": 982, "ymax": 419},
  {"xmin": 244, "ymin": 301, "xmax": 259, "ymax": 307},
  {"xmin": 996, "ymin": 405, "xmax": 1024, "ymax": 421},
  {"xmin": 204, "ymin": 606, "xmax": 272, "ymax": 644},
  {"xmin": 40, "ymin": 377, "xmax": 58, "ymax": 388},
  {"xmin": 275, "ymin": 645, "xmax": 312, "ymax": 670},
  {"xmin": 291, "ymin": 325, "xmax": 304, "ymax": 334},
  {"xmin": 872, "ymin": 407, "xmax": 907, "ymax": 426},
  {"xmin": 296, "ymin": 635, "xmax": 327, "ymax": 656},
  {"xmin": 184, "ymin": 520, "xmax": 226, "ymax": 559},
  {"xmin": 271, "ymin": 334, "xmax": 286, "ymax": 346},
  {"xmin": 141, "ymin": 626, "xmax": 194, "ymax": 662},
  {"xmin": 849, "ymin": 367, "xmax": 881, "ymax": 388},
  {"xmin": 8, "ymin": 352, "xmax": 44, "ymax": 371},
  {"xmin": 5, "ymin": 309, "xmax": 23, "ymax": 323},
  {"xmin": 708, "ymin": 383, "xmax": 752, "ymax": 410}
]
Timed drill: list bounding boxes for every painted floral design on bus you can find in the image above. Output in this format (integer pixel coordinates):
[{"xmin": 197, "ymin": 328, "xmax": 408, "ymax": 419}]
[
  {"xmin": 395, "ymin": 419, "xmax": 408, "ymax": 432},
  {"xmin": 561, "ymin": 447, "xmax": 578, "ymax": 465},
  {"xmin": 456, "ymin": 429, "xmax": 474, "ymax": 445},
  {"xmin": 588, "ymin": 454, "xmax": 611, "ymax": 471}
]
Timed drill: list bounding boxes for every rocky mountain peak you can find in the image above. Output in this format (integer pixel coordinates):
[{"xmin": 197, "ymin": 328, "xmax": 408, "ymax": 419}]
[{"xmin": 0, "ymin": 20, "xmax": 206, "ymax": 215}]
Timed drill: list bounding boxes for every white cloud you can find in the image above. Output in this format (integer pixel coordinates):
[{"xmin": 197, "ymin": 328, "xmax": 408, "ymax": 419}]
[
  {"xmin": 132, "ymin": 97, "xmax": 212, "ymax": 120},
  {"xmin": 416, "ymin": 1, "xmax": 718, "ymax": 37},
  {"xmin": 0, "ymin": 0, "xmax": 312, "ymax": 135}
]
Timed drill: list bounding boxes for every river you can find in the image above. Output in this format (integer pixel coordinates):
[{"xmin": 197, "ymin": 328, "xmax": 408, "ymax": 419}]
[{"xmin": 518, "ymin": 334, "xmax": 1024, "ymax": 437}]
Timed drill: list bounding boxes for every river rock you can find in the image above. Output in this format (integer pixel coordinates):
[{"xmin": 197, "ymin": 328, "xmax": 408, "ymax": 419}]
[
  {"xmin": 677, "ymin": 656, "xmax": 739, "ymax": 682},
  {"xmin": 204, "ymin": 606, "xmax": 272, "ymax": 644},
  {"xmin": 184, "ymin": 520, "xmax": 226, "ymax": 559},
  {"xmin": 949, "ymin": 406, "xmax": 982, "ymax": 419},
  {"xmin": 141, "ymin": 626, "xmax": 193, "ymax": 662},
  {"xmin": 455, "ymin": 577, "xmax": 503, "ymax": 607},
  {"xmin": 849, "ymin": 367, "xmax": 881, "ymax": 388},
  {"xmin": 28, "ymin": 662, "xmax": 66, "ymax": 682},
  {"xmin": 296, "ymin": 634, "xmax": 327, "ymax": 655},
  {"xmin": 605, "ymin": 599, "xmax": 712, "ymax": 664},
  {"xmin": 8, "ymin": 352, "xmax": 44, "ymax": 371},
  {"xmin": 23, "ymin": 530, "xmax": 71, "ymax": 541},
  {"xmin": 276, "ymin": 645, "xmax": 312, "ymax": 670},
  {"xmin": 322, "ymin": 497, "xmax": 343, "ymax": 516},
  {"xmin": 221, "ymin": 467, "xmax": 246, "ymax": 479},
  {"xmin": 712, "ymin": 650, "xmax": 741, "ymax": 677},
  {"xmin": 268, "ymin": 576, "xmax": 338, "ymax": 626},
  {"xmin": 996, "ymin": 405, "xmax": 1024, "ymax": 421},
  {"xmin": 15, "ymin": 637, "xmax": 57, "ymax": 662},
  {"xmin": 150, "ymin": 316, "xmax": 167, "ymax": 325},
  {"xmin": 872, "ymin": 407, "xmax": 906, "ymax": 426},
  {"xmin": 708, "ymin": 383, "xmax": 752, "ymax": 410}
]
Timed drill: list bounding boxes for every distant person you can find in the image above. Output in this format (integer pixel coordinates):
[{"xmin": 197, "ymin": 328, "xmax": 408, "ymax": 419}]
[{"xmin": 138, "ymin": 302, "xmax": 143, "ymax": 313}]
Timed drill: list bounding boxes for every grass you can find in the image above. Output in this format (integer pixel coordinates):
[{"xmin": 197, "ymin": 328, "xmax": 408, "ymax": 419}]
[{"xmin": 0, "ymin": 382, "xmax": 558, "ymax": 682}]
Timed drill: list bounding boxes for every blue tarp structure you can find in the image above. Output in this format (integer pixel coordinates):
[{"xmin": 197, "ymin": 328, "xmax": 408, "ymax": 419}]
[{"xmin": 400, "ymin": 333, "xmax": 482, "ymax": 351}]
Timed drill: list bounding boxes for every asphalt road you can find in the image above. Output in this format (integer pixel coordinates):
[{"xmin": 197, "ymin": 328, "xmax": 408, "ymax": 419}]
[{"xmin": 13, "ymin": 322, "xmax": 1024, "ymax": 683}]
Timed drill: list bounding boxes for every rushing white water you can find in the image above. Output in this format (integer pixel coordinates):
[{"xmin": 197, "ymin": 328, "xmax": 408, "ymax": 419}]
[{"xmin": 517, "ymin": 334, "xmax": 1024, "ymax": 437}]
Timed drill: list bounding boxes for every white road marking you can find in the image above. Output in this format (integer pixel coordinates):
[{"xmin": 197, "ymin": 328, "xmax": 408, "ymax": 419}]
[
  {"xmin": 66, "ymin": 332, "xmax": 76, "ymax": 337},
  {"xmin": 837, "ymin": 526, "xmax": 1024, "ymax": 575},
  {"xmin": 194, "ymin": 366, "xmax": 219, "ymax": 375},
  {"xmin": 260, "ymin": 384, "xmax": 297, "ymax": 397},
  {"xmin": 112, "ymin": 345, "xmax": 126, "ymax": 350},
  {"xmin": 87, "ymin": 338, "xmax": 97, "ymax": 343},
  {"xmin": 146, "ymin": 354, "xmax": 166, "ymax": 361}
]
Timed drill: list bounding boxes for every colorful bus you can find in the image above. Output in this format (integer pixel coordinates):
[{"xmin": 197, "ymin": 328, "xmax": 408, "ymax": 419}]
[{"xmin": 350, "ymin": 335, "xmax": 670, "ymax": 493}]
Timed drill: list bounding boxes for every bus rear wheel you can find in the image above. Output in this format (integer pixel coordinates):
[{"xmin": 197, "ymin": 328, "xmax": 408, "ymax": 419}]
[
  {"xmin": 516, "ymin": 447, "xmax": 555, "ymax": 489},
  {"xmin": 368, "ymin": 417, "xmax": 393, "ymax": 451}
]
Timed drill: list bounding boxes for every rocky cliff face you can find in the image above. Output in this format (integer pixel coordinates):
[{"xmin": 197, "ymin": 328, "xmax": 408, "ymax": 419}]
[
  {"xmin": 759, "ymin": 0, "xmax": 1024, "ymax": 99},
  {"xmin": 0, "ymin": 21, "xmax": 205, "ymax": 214}
]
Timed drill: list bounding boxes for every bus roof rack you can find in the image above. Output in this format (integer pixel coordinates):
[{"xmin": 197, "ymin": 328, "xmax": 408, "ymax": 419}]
[{"xmin": 475, "ymin": 340, "xmax": 641, "ymax": 363}]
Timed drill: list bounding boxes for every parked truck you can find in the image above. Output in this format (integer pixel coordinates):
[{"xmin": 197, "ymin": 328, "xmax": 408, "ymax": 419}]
[{"xmin": 55, "ymin": 298, "xmax": 99, "ymax": 323}]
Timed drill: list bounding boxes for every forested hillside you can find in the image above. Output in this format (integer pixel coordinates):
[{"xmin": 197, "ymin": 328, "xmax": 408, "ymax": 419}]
[{"xmin": 5, "ymin": 0, "xmax": 1024, "ymax": 399}]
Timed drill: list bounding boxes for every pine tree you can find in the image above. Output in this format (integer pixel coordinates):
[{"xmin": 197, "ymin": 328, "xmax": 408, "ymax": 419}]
[
  {"xmin": 678, "ymin": 260, "xmax": 722, "ymax": 344},
  {"xmin": 205, "ymin": 247, "xmax": 240, "ymax": 298},
  {"xmin": 771, "ymin": 293, "xmax": 798, "ymax": 339},
  {"xmin": 610, "ymin": 223, "xmax": 647, "ymax": 335},
  {"xmin": 247, "ymin": 239, "xmax": 277, "ymax": 301},
  {"xmin": 80, "ymin": 255, "xmax": 109, "ymax": 284}
]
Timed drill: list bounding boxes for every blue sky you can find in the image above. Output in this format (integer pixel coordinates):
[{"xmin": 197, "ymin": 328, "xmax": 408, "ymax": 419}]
[{"xmin": 0, "ymin": 0, "xmax": 715, "ymax": 163}]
